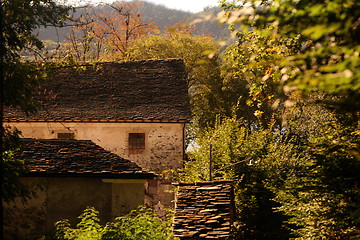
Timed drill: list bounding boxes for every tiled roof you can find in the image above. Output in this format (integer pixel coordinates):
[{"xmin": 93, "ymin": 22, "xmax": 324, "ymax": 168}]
[
  {"xmin": 4, "ymin": 59, "xmax": 191, "ymax": 122},
  {"xmin": 172, "ymin": 181, "xmax": 234, "ymax": 239},
  {"xmin": 15, "ymin": 139, "xmax": 156, "ymax": 179}
]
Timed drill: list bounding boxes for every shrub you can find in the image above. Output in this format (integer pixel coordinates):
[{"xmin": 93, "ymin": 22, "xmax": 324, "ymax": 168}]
[{"xmin": 49, "ymin": 206, "xmax": 175, "ymax": 240}]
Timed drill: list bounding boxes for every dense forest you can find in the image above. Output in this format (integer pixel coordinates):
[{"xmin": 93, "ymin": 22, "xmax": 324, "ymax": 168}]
[{"xmin": 2, "ymin": 0, "xmax": 360, "ymax": 239}]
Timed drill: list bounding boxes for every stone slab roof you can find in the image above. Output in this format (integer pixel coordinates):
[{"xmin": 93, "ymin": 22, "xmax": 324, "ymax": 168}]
[
  {"xmin": 4, "ymin": 59, "xmax": 191, "ymax": 122},
  {"xmin": 172, "ymin": 181, "xmax": 234, "ymax": 239},
  {"xmin": 15, "ymin": 139, "xmax": 156, "ymax": 179}
]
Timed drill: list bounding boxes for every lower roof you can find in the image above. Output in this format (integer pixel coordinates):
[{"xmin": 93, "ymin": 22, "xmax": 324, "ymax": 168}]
[{"xmin": 16, "ymin": 139, "xmax": 156, "ymax": 179}]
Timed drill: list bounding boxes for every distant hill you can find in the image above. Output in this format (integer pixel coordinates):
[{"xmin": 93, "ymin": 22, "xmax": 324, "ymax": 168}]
[
  {"xmin": 36, "ymin": 0, "xmax": 231, "ymax": 42},
  {"xmin": 191, "ymin": 6, "xmax": 231, "ymax": 40}
]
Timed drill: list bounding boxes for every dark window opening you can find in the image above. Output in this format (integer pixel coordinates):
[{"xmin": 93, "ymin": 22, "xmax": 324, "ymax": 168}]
[
  {"xmin": 57, "ymin": 132, "xmax": 75, "ymax": 139},
  {"xmin": 129, "ymin": 133, "xmax": 145, "ymax": 153}
]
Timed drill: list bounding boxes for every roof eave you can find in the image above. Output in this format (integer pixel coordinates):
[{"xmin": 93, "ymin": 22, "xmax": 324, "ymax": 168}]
[
  {"xmin": 4, "ymin": 119, "xmax": 191, "ymax": 123},
  {"xmin": 23, "ymin": 172, "xmax": 157, "ymax": 179}
]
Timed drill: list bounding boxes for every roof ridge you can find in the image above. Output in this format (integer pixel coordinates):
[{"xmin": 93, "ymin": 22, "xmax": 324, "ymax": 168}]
[
  {"xmin": 22, "ymin": 138, "xmax": 92, "ymax": 143},
  {"xmin": 172, "ymin": 180, "xmax": 234, "ymax": 186}
]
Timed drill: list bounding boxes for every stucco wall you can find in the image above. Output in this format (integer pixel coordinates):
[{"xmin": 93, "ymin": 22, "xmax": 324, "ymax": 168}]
[
  {"xmin": 3, "ymin": 177, "xmax": 145, "ymax": 239},
  {"xmin": 3, "ymin": 178, "xmax": 47, "ymax": 240},
  {"xmin": 6, "ymin": 122, "xmax": 185, "ymax": 174}
]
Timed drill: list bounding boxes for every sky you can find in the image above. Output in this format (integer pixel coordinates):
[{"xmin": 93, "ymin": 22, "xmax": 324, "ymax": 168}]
[{"xmin": 66, "ymin": 0, "xmax": 221, "ymax": 13}]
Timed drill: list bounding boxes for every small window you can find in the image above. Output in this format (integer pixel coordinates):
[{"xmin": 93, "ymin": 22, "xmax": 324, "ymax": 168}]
[
  {"xmin": 57, "ymin": 132, "xmax": 75, "ymax": 139},
  {"xmin": 129, "ymin": 133, "xmax": 145, "ymax": 153}
]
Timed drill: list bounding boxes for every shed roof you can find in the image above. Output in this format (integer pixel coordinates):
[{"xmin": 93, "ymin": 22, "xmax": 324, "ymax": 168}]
[
  {"xmin": 15, "ymin": 139, "xmax": 156, "ymax": 179},
  {"xmin": 172, "ymin": 181, "xmax": 234, "ymax": 239},
  {"xmin": 4, "ymin": 59, "xmax": 191, "ymax": 122}
]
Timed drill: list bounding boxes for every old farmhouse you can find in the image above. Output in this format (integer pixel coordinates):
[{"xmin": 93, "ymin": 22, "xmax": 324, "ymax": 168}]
[{"xmin": 3, "ymin": 58, "xmax": 192, "ymax": 238}]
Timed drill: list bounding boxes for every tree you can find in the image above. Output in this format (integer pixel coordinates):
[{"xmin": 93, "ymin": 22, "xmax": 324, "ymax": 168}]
[
  {"xmin": 1, "ymin": 0, "xmax": 69, "ymax": 113},
  {"xmin": 125, "ymin": 27, "xmax": 224, "ymax": 131},
  {"xmin": 274, "ymin": 108, "xmax": 360, "ymax": 239},
  {"xmin": 220, "ymin": 0, "xmax": 360, "ymax": 112},
  {"xmin": 168, "ymin": 1, "xmax": 360, "ymax": 237},
  {"xmin": 63, "ymin": 1, "xmax": 157, "ymax": 62},
  {"xmin": 125, "ymin": 25, "xmax": 303, "ymax": 132},
  {"xmin": 1, "ymin": 2, "xmax": 70, "ymax": 238},
  {"xmin": 179, "ymin": 116, "xmax": 303, "ymax": 239},
  {"xmin": 216, "ymin": 2, "xmax": 360, "ymax": 237},
  {"xmin": 220, "ymin": 30, "xmax": 302, "ymax": 129},
  {"xmin": 178, "ymin": 102, "xmax": 359, "ymax": 239},
  {"xmin": 1, "ymin": 0, "xmax": 70, "ymax": 204}
]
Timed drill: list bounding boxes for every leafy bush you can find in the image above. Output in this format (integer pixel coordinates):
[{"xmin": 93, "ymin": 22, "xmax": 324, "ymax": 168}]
[
  {"xmin": 49, "ymin": 206, "xmax": 175, "ymax": 240},
  {"xmin": 179, "ymin": 111, "xmax": 360, "ymax": 239}
]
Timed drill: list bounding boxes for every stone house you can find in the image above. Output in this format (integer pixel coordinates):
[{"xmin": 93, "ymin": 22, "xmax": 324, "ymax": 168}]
[
  {"xmin": 3, "ymin": 59, "xmax": 191, "ymax": 236},
  {"xmin": 4, "ymin": 59, "xmax": 191, "ymax": 174},
  {"xmin": 4, "ymin": 138, "xmax": 155, "ymax": 239}
]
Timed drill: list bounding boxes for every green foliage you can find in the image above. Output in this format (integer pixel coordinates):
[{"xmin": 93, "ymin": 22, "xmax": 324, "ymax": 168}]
[
  {"xmin": 180, "ymin": 116, "xmax": 301, "ymax": 239},
  {"xmin": 127, "ymin": 28, "xmax": 301, "ymax": 136},
  {"xmin": 53, "ymin": 208, "xmax": 104, "ymax": 240},
  {"xmin": 103, "ymin": 206, "xmax": 175, "ymax": 240},
  {"xmin": 51, "ymin": 206, "xmax": 176, "ymax": 240},
  {"xmin": 1, "ymin": 0, "xmax": 69, "ymax": 113},
  {"xmin": 3, "ymin": 61, "xmax": 53, "ymax": 114},
  {"xmin": 1, "ymin": 126, "xmax": 36, "ymax": 203},
  {"xmin": 126, "ymin": 28, "xmax": 294, "ymax": 131},
  {"xmin": 179, "ymin": 117, "xmax": 246, "ymax": 182},
  {"xmin": 220, "ymin": 0, "xmax": 360, "ymax": 110},
  {"xmin": 161, "ymin": 1, "xmax": 360, "ymax": 238},
  {"xmin": 125, "ymin": 29, "xmax": 219, "ymax": 82},
  {"xmin": 1, "ymin": 150, "xmax": 31, "ymax": 203},
  {"xmin": 220, "ymin": 30, "xmax": 301, "ymax": 128},
  {"xmin": 277, "ymin": 112, "xmax": 360, "ymax": 239},
  {"xmin": 2, "ymin": 0, "xmax": 69, "ymax": 55},
  {"xmin": 180, "ymin": 108, "xmax": 359, "ymax": 239},
  {"xmin": 212, "ymin": 3, "xmax": 360, "ymax": 236}
]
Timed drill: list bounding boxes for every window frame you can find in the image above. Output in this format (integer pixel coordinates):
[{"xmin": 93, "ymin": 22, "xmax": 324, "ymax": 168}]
[
  {"xmin": 128, "ymin": 133, "xmax": 145, "ymax": 154},
  {"xmin": 57, "ymin": 132, "xmax": 75, "ymax": 139}
]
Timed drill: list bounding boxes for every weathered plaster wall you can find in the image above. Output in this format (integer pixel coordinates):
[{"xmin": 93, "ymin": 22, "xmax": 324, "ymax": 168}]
[
  {"xmin": 45, "ymin": 177, "xmax": 112, "ymax": 228},
  {"xmin": 3, "ymin": 178, "xmax": 47, "ymax": 240},
  {"xmin": 102, "ymin": 179, "xmax": 147, "ymax": 217},
  {"xmin": 144, "ymin": 180, "xmax": 176, "ymax": 218},
  {"xmin": 6, "ymin": 122, "xmax": 185, "ymax": 174},
  {"xmin": 3, "ymin": 177, "xmax": 145, "ymax": 239}
]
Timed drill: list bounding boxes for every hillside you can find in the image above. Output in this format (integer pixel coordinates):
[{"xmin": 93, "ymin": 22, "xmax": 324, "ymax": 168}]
[{"xmin": 36, "ymin": 1, "xmax": 230, "ymax": 42}]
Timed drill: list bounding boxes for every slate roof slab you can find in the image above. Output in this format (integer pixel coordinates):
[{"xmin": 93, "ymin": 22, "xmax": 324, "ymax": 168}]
[
  {"xmin": 172, "ymin": 181, "xmax": 234, "ymax": 239},
  {"xmin": 15, "ymin": 139, "xmax": 156, "ymax": 179},
  {"xmin": 4, "ymin": 59, "xmax": 191, "ymax": 122}
]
